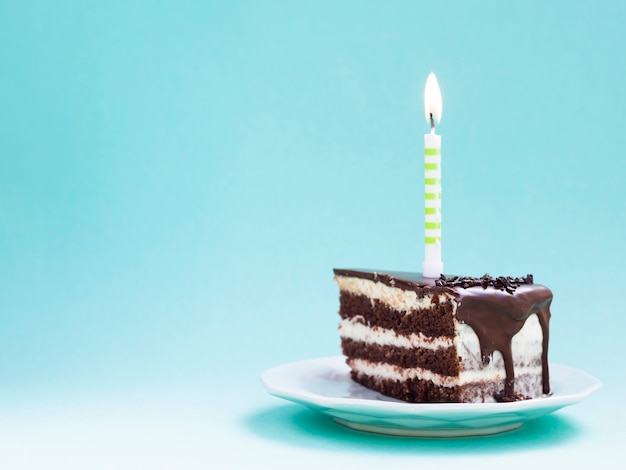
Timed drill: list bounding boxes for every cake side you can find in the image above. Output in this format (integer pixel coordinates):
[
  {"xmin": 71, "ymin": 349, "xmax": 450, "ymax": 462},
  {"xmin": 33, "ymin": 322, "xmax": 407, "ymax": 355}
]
[
  {"xmin": 335, "ymin": 272, "xmax": 461, "ymax": 402},
  {"xmin": 334, "ymin": 268, "xmax": 552, "ymax": 403}
]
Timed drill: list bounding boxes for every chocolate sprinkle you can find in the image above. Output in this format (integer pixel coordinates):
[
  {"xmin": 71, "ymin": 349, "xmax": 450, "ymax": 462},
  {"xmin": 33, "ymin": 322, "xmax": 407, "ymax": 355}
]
[{"xmin": 435, "ymin": 273, "xmax": 534, "ymax": 294}]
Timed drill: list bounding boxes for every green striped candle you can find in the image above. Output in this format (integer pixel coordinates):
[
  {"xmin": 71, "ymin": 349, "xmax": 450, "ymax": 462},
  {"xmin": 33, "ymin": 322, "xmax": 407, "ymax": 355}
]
[{"xmin": 423, "ymin": 73, "xmax": 443, "ymax": 278}]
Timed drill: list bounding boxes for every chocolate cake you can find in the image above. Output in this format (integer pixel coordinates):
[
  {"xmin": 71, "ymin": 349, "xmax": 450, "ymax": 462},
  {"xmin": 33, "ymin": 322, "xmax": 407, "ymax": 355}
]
[{"xmin": 334, "ymin": 269, "xmax": 552, "ymax": 403}]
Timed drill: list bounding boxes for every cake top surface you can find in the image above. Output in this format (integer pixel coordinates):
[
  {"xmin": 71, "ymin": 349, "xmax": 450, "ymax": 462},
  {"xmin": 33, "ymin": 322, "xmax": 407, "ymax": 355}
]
[{"xmin": 333, "ymin": 268, "xmax": 438, "ymax": 289}]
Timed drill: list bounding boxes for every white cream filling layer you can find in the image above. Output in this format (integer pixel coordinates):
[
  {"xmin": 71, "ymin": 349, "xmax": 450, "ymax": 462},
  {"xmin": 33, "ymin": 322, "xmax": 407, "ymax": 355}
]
[
  {"xmin": 334, "ymin": 275, "xmax": 451, "ymax": 312},
  {"xmin": 349, "ymin": 358, "xmax": 542, "ymax": 387},
  {"xmin": 339, "ymin": 317, "xmax": 454, "ymax": 350}
]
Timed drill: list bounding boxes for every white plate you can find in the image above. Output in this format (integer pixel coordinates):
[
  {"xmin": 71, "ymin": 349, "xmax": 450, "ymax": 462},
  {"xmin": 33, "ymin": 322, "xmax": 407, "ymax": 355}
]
[{"xmin": 260, "ymin": 356, "xmax": 601, "ymax": 437}]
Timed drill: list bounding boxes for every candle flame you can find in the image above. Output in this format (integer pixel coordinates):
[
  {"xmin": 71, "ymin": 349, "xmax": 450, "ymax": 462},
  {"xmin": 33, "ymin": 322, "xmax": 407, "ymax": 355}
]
[{"xmin": 424, "ymin": 72, "xmax": 442, "ymax": 126}]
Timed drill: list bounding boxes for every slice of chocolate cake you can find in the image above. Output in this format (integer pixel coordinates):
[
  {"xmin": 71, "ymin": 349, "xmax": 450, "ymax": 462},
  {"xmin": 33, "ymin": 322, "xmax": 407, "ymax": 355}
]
[{"xmin": 334, "ymin": 269, "xmax": 552, "ymax": 403}]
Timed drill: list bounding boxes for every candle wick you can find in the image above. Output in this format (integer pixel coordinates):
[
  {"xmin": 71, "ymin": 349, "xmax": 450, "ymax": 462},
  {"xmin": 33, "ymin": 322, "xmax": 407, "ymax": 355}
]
[{"xmin": 430, "ymin": 113, "xmax": 435, "ymax": 134}]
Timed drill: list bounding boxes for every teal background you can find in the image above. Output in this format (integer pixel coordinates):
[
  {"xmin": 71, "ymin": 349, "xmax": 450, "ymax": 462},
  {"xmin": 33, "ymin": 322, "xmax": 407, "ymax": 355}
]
[{"xmin": 1, "ymin": 1, "xmax": 624, "ymax": 468}]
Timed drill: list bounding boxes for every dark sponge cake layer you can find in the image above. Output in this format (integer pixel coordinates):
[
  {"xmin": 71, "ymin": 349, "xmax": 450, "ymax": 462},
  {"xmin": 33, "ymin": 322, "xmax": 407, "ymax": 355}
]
[
  {"xmin": 338, "ymin": 291, "xmax": 456, "ymax": 338},
  {"xmin": 341, "ymin": 338, "xmax": 459, "ymax": 377},
  {"xmin": 350, "ymin": 368, "xmax": 462, "ymax": 403}
]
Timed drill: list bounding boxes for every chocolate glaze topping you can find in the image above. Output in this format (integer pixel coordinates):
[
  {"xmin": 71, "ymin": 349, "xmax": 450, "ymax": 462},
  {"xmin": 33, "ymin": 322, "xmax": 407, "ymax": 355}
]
[
  {"xmin": 334, "ymin": 268, "xmax": 553, "ymax": 399},
  {"xmin": 334, "ymin": 269, "xmax": 441, "ymax": 291}
]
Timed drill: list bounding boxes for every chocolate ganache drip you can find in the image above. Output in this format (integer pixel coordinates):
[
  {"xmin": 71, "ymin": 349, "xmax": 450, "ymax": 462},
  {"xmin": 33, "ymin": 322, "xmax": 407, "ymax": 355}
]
[{"xmin": 444, "ymin": 274, "xmax": 552, "ymax": 399}]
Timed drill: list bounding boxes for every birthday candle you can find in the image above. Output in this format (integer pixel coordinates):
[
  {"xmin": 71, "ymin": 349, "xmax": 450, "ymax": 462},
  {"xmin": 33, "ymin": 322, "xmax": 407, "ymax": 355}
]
[{"xmin": 423, "ymin": 73, "xmax": 443, "ymax": 278}]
